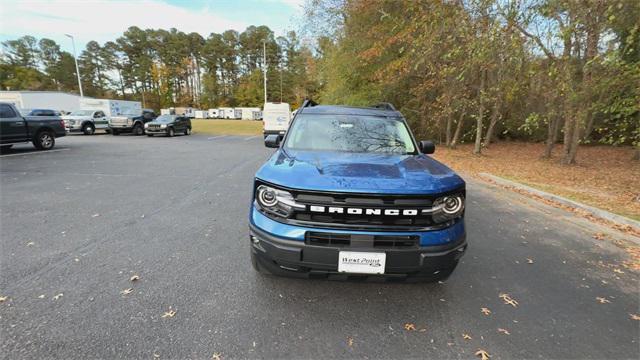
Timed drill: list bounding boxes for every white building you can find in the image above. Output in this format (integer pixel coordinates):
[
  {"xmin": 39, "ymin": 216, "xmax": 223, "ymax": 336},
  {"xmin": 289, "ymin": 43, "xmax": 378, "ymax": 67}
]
[{"xmin": 0, "ymin": 91, "xmax": 85, "ymax": 113}]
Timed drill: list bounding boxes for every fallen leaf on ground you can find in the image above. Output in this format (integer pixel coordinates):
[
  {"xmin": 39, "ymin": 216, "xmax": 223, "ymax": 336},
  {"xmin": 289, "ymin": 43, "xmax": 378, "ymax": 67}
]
[
  {"xmin": 419, "ymin": 328, "xmax": 427, "ymax": 332},
  {"xmin": 613, "ymin": 268, "xmax": 624, "ymax": 274},
  {"xmin": 26, "ymin": 242, "xmax": 34, "ymax": 246},
  {"xmin": 526, "ymin": 258, "xmax": 534, "ymax": 264},
  {"xmin": 630, "ymin": 314, "xmax": 640, "ymax": 321},
  {"xmin": 497, "ymin": 328, "xmax": 511, "ymax": 335},
  {"xmin": 53, "ymin": 293, "xmax": 63, "ymax": 300},
  {"xmin": 153, "ymin": 353, "xmax": 160, "ymax": 358},
  {"xmin": 481, "ymin": 307, "xmax": 491, "ymax": 315},
  {"xmin": 130, "ymin": 275, "xmax": 140, "ymax": 282},
  {"xmin": 593, "ymin": 233, "xmax": 606, "ymax": 240},
  {"xmin": 404, "ymin": 323, "xmax": 416, "ymax": 331},
  {"xmin": 38, "ymin": 294, "xmax": 45, "ymax": 299},
  {"xmin": 0, "ymin": 296, "xmax": 8, "ymax": 302},
  {"xmin": 475, "ymin": 348, "xmax": 491, "ymax": 360},
  {"xmin": 347, "ymin": 337, "xmax": 354, "ymax": 347},
  {"xmin": 92, "ymin": 213, "xmax": 100, "ymax": 217},
  {"xmin": 462, "ymin": 333, "xmax": 472, "ymax": 340},
  {"xmin": 211, "ymin": 352, "xmax": 222, "ymax": 360},
  {"xmin": 161, "ymin": 308, "xmax": 176, "ymax": 318},
  {"xmin": 596, "ymin": 297, "xmax": 611, "ymax": 304},
  {"xmin": 499, "ymin": 293, "xmax": 519, "ymax": 307},
  {"xmin": 120, "ymin": 288, "xmax": 133, "ymax": 295}
]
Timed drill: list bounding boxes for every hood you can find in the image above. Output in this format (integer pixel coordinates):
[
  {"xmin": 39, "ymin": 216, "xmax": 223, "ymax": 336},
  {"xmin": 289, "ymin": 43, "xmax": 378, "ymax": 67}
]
[
  {"xmin": 255, "ymin": 149, "xmax": 465, "ymax": 195},
  {"xmin": 62, "ymin": 115, "xmax": 91, "ymax": 120}
]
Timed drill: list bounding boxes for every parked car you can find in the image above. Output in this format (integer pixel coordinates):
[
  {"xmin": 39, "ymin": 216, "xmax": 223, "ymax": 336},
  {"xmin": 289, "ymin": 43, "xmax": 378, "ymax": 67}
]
[
  {"xmin": 144, "ymin": 114, "xmax": 192, "ymax": 137},
  {"xmin": 0, "ymin": 102, "xmax": 66, "ymax": 150},
  {"xmin": 262, "ymin": 102, "xmax": 291, "ymax": 138},
  {"xmin": 109, "ymin": 109, "xmax": 157, "ymax": 135},
  {"xmin": 28, "ymin": 109, "xmax": 61, "ymax": 116},
  {"xmin": 62, "ymin": 109, "xmax": 109, "ymax": 135},
  {"xmin": 249, "ymin": 101, "xmax": 466, "ymax": 282}
]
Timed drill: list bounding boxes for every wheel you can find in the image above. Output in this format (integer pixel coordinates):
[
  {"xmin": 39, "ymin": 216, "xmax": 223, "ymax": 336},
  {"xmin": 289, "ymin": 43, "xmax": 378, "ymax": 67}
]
[
  {"xmin": 184, "ymin": 127, "xmax": 191, "ymax": 135},
  {"xmin": 147, "ymin": 134, "xmax": 154, "ymax": 137},
  {"xmin": 82, "ymin": 122, "xmax": 95, "ymax": 135},
  {"xmin": 33, "ymin": 130, "xmax": 55, "ymax": 150},
  {"xmin": 133, "ymin": 123, "xmax": 144, "ymax": 136},
  {"xmin": 0, "ymin": 145, "xmax": 13, "ymax": 151},
  {"xmin": 111, "ymin": 129, "xmax": 120, "ymax": 136},
  {"xmin": 167, "ymin": 127, "xmax": 175, "ymax": 137}
]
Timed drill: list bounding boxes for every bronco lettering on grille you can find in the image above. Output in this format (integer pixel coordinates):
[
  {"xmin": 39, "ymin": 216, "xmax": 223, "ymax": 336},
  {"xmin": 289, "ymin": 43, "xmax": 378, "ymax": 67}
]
[{"xmin": 308, "ymin": 206, "xmax": 420, "ymax": 216}]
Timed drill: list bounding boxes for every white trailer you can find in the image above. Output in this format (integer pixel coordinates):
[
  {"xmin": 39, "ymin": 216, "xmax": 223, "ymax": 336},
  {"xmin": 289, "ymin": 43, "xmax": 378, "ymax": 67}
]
[
  {"xmin": 207, "ymin": 109, "xmax": 219, "ymax": 118},
  {"xmin": 174, "ymin": 107, "xmax": 195, "ymax": 118},
  {"xmin": 79, "ymin": 98, "xmax": 141, "ymax": 117},
  {"xmin": 219, "ymin": 107, "xmax": 235, "ymax": 119},
  {"xmin": 235, "ymin": 107, "xmax": 261, "ymax": 120},
  {"xmin": 160, "ymin": 108, "xmax": 175, "ymax": 115},
  {"xmin": 194, "ymin": 110, "xmax": 208, "ymax": 119},
  {"xmin": 0, "ymin": 91, "xmax": 84, "ymax": 114}
]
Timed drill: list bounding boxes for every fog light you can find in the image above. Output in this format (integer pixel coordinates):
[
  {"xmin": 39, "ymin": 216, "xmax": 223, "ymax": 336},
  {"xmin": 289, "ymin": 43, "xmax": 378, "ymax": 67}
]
[{"xmin": 251, "ymin": 235, "xmax": 260, "ymax": 244}]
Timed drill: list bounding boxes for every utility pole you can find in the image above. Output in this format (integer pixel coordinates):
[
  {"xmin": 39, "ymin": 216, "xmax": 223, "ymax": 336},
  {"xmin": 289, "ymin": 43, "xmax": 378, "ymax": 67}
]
[
  {"xmin": 263, "ymin": 40, "xmax": 267, "ymax": 104},
  {"xmin": 65, "ymin": 34, "xmax": 83, "ymax": 97},
  {"xmin": 280, "ymin": 66, "xmax": 283, "ymax": 102}
]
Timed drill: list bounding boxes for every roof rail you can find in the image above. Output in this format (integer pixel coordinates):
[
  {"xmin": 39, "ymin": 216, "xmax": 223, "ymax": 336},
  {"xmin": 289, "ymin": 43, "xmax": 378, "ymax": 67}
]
[
  {"xmin": 370, "ymin": 102, "xmax": 396, "ymax": 111},
  {"xmin": 301, "ymin": 98, "xmax": 317, "ymax": 108}
]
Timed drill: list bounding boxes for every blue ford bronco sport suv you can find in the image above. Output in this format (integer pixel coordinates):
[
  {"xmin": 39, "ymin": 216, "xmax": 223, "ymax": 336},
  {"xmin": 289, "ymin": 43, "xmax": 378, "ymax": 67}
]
[{"xmin": 249, "ymin": 101, "xmax": 466, "ymax": 282}]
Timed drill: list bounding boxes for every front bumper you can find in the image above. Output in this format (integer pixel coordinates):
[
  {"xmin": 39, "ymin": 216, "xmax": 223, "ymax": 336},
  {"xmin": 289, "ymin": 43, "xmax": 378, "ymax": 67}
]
[
  {"xmin": 145, "ymin": 128, "xmax": 168, "ymax": 134},
  {"xmin": 249, "ymin": 207, "xmax": 466, "ymax": 280},
  {"xmin": 109, "ymin": 124, "xmax": 134, "ymax": 130}
]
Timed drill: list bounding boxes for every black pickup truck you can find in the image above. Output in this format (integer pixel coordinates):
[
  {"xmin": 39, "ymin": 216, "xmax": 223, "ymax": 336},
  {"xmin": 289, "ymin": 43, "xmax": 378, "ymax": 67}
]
[{"xmin": 0, "ymin": 102, "xmax": 66, "ymax": 150}]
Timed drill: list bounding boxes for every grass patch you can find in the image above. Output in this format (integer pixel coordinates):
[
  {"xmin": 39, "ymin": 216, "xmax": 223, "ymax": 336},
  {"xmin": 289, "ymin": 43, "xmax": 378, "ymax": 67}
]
[
  {"xmin": 433, "ymin": 142, "xmax": 640, "ymax": 221},
  {"xmin": 192, "ymin": 119, "xmax": 262, "ymax": 136}
]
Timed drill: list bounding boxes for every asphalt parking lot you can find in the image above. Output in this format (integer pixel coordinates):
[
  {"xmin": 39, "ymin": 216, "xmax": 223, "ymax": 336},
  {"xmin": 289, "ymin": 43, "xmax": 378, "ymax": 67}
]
[{"xmin": 1, "ymin": 134, "xmax": 638, "ymax": 359}]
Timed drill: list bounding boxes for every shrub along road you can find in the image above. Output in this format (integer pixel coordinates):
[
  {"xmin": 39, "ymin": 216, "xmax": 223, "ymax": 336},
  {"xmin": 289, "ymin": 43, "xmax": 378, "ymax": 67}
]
[{"xmin": 1, "ymin": 135, "xmax": 638, "ymax": 359}]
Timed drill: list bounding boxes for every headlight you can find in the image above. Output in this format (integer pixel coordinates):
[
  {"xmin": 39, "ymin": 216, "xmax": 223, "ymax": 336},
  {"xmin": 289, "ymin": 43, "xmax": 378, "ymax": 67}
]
[
  {"xmin": 127, "ymin": 119, "xmax": 133, "ymax": 125},
  {"xmin": 144, "ymin": 123, "xmax": 149, "ymax": 128},
  {"xmin": 255, "ymin": 184, "xmax": 304, "ymax": 218},
  {"xmin": 160, "ymin": 124, "xmax": 167, "ymax": 129},
  {"xmin": 432, "ymin": 194, "xmax": 465, "ymax": 223}
]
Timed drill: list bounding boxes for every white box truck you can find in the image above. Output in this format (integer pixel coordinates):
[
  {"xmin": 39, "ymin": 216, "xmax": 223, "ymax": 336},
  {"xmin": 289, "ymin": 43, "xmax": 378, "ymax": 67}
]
[
  {"xmin": 0, "ymin": 91, "xmax": 83, "ymax": 114},
  {"xmin": 262, "ymin": 102, "xmax": 291, "ymax": 138}
]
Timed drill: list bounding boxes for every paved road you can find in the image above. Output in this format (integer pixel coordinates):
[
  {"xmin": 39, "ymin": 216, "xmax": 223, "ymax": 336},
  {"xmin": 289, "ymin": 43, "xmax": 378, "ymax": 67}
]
[{"xmin": 1, "ymin": 134, "xmax": 638, "ymax": 359}]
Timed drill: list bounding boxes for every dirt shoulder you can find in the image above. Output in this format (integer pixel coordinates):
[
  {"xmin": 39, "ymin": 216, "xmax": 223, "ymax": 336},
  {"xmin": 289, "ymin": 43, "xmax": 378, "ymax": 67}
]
[{"xmin": 433, "ymin": 142, "xmax": 640, "ymax": 221}]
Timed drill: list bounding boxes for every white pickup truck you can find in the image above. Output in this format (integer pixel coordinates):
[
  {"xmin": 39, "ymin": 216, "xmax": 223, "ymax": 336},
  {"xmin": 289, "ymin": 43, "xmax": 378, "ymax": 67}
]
[{"xmin": 62, "ymin": 109, "xmax": 109, "ymax": 135}]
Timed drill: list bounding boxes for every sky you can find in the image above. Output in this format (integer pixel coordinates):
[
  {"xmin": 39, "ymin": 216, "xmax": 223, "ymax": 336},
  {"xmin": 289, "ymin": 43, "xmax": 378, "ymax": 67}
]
[{"xmin": 0, "ymin": 0, "xmax": 305, "ymax": 53}]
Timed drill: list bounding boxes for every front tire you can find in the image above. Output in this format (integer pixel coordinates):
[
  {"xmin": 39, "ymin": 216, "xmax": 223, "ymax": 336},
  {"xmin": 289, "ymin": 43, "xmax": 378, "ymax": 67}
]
[
  {"xmin": 133, "ymin": 123, "xmax": 144, "ymax": 136},
  {"xmin": 82, "ymin": 122, "xmax": 95, "ymax": 135},
  {"xmin": 184, "ymin": 127, "xmax": 191, "ymax": 135},
  {"xmin": 147, "ymin": 134, "xmax": 154, "ymax": 137},
  {"xmin": 111, "ymin": 129, "xmax": 120, "ymax": 136},
  {"xmin": 33, "ymin": 130, "xmax": 55, "ymax": 150},
  {"xmin": 167, "ymin": 127, "xmax": 175, "ymax": 137}
]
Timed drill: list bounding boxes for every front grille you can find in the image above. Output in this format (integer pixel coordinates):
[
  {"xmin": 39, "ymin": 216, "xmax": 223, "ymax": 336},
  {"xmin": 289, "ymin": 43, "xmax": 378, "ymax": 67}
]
[
  {"xmin": 306, "ymin": 232, "xmax": 419, "ymax": 248},
  {"xmin": 291, "ymin": 190, "xmax": 437, "ymax": 229}
]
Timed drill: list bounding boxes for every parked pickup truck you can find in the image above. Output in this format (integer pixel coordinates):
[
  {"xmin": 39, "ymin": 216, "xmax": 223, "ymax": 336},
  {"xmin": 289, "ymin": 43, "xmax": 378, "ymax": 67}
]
[
  {"xmin": 109, "ymin": 109, "xmax": 157, "ymax": 135},
  {"xmin": 0, "ymin": 102, "xmax": 66, "ymax": 150},
  {"xmin": 62, "ymin": 109, "xmax": 109, "ymax": 135},
  {"xmin": 249, "ymin": 101, "xmax": 466, "ymax": 282}
]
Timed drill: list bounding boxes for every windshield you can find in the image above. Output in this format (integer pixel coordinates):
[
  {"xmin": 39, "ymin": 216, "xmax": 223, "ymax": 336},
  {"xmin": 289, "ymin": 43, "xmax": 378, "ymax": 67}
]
[
  {"xmin": 69, "ymin": 110, "xmax": 94, "ymax": 116},
  {"xmin": 284, "ymin": 114, "xmax": 416, "ymax": 154},
  {"xmin": 154, "ymin": 114, "xmax": 175, "ymax": 123}
]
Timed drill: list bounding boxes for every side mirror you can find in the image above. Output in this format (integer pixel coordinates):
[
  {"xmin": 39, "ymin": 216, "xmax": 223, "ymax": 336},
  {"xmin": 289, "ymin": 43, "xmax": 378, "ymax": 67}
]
[
  {"xmin": 419, "ymin": 140, "xmax": 435, "ymax": 154},
  {"xmin": 264, "ymin": 135, "xmax": 280, "ymax": 148}
]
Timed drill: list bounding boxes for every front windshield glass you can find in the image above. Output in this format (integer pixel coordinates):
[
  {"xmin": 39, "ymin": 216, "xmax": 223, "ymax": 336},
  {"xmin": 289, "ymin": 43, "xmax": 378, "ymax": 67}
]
[
  {"xmin": 284, "ymin": 114, "xmax": 416, "ymax": 154},
  {"xmin": 155, "ymin": 115, "xmax": 175, "ymax": 123},
  {"xmin": 70, "ymin": 110, "xmax": 94, "ymax": 116}
]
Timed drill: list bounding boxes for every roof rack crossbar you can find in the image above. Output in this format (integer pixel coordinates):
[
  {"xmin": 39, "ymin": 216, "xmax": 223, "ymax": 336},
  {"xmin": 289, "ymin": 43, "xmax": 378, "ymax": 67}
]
[{"xmin": 370, "ymin": 102, "xmax": 396, "ymax": 111}]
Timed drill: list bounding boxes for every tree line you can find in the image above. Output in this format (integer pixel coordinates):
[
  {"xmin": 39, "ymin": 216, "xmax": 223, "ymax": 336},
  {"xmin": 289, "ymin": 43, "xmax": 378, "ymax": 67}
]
[
  {"xmin": 0, "ymin": 26, "xmax": 319, "ymax": 110},
  {"xmin": 303, "ymin": 0, "xmax": 639, "ymax": 163}
]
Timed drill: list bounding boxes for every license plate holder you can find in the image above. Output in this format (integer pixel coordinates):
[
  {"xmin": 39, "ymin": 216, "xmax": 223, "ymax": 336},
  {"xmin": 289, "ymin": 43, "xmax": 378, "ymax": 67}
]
[{"xmin": 338, "ymin": 251, "xmax": 386, "ymax": 274}]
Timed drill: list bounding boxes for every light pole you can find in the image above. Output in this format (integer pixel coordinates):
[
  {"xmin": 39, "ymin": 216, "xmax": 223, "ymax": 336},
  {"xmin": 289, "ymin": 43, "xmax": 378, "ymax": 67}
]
[
  {"xmin": 65, "ymin": 34, "xmax": 83, "ymax": 97},
  {"xmin": 262, "ymin": 40, "xmax": 267, "ymax": 104}
]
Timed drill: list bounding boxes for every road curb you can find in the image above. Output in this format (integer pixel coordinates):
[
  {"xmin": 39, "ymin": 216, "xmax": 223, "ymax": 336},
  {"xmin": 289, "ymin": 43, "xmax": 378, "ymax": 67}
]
[{"xmin": 479, "ymin": 172, "xmax": 640, "ymax": 231}]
